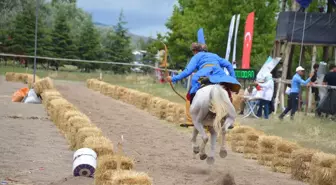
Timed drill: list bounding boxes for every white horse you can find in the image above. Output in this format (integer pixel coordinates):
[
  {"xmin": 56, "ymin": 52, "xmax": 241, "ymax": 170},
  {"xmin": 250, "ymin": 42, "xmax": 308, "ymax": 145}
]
[{"xmin": 190, "ymin": 84, "xmax": 237, "ymax": 165}]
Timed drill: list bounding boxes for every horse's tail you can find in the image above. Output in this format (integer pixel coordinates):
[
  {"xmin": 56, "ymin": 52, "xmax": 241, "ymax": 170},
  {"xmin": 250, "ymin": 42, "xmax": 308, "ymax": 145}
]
[{"xmin": 210, "ymin": 85, "xmax": 236, "ymax": 135}]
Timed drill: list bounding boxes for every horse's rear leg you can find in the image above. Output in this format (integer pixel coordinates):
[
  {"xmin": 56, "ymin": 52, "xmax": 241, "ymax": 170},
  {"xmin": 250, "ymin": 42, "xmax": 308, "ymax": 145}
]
[
  {"xmin": 220, "ymin": 116, "xmax": 234, "ymax": 158},
  {"xmin": 193, "ymin": 120, "xmax": 208, "ymax": 160},
  {"xmin": 219, "ymin": 127, "xmax": 228, "ymax": 158},
  {"xmin": 191, "ymin": 128, "xmax": 199, "ymax": 154},
  {"xmin": 206, "ymin": 127, "xmax": 216, "ymax": 165}
]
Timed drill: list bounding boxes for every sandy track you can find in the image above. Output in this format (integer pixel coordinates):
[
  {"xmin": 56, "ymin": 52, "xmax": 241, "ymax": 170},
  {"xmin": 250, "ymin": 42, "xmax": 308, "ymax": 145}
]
[
  {"xmin": 56, "ymin": 80, "xmax": 307, "ymax": 185},
  {"xmin": 0, "ymin": 77, "xmax": 93, "ymax": 185}
]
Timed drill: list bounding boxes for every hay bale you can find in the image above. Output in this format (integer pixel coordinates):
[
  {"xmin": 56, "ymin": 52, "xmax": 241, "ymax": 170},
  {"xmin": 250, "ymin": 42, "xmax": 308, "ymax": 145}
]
[
  {"xmin": 310, "ymin": 152, "xmax": 336, "ymax": 185},
  {"xmin": 59, "ymin": 110, "xmax": 89, "ymax": 131},
  {"xmin": 332, "ymin": 163, "xmax": 336, "ymax": 185},
  {"xmin": 34, "ymin": 77, "xmax": 54, "ymax": 95},
  {"xmin": 230, "ymin": 126, "xmax": 256, "ymax": 154},
  {"xmin": 243, "ymin": 130, "xmax": 264, "ymax": 160},
  {"xmin": 257, "ymin": 136, "xmax": 282, "ymax": 166},
  {"xmin": 75, "ymin": 127, "xmax": 103, "ymax": 149},
  {"xmin": 102, "ymin": 170, "xmax": 152, "ymax": 185},
  {"xmin": 95, "ymin": 154, "xmax": 134, "ymax": 182},
  {"xmin": 83, "ymin": 136, "xmax": 114, "ymax": 157},
  {"xmin": 5, "ymin": 72, "xmax": 15, "ymax": 81},
  {"xmin": 291, "ymin": 148, "xmax": 318, "ymax": 182},
  {"xmin": 271, "ymin": 140, "xmax": 301, "ymax": 174}
]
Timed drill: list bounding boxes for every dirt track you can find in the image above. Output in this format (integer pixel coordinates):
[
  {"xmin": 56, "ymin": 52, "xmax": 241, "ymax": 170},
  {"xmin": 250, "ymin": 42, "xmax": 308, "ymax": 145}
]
[
  {"xmin": 0, "ymin": 77, "xmax": 93, "ymax": 185},
  {"xmin": 56, "ymin": 81, "xmax": 307, "ymax": 185}
]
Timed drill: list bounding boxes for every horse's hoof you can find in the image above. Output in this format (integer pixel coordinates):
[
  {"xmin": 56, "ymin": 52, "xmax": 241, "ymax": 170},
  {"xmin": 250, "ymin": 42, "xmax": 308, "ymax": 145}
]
[
  {"xmin": 193, "ymin": 146, "xmax": 200, "ymax": 154},
  {"xmin": 207, "ymin": 157, "xmax": 215, "ymax": 165},
  {"xmin": 200, "ymin": 154, "xmax": 208, "ymax": 160},
  {"xmin": 219, "ymin": 149, "xmax": 228, "ymax": 158}
]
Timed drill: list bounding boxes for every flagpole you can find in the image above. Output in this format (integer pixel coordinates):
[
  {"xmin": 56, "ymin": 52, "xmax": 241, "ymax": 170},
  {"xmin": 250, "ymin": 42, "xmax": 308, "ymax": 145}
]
[{"xmin": 33, "ymin": 0, "xmax": 39, "ymax": 83}]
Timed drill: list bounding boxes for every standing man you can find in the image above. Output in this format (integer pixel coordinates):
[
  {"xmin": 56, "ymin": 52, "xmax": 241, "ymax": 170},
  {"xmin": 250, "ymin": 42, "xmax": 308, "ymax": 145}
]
[
  {"xmin": 279, "ymin": 66, "xmax": 313, "ymax": 120},
  {"xmin": 310, "ymin": 64, "xmax": 320, "ymax": 106},
  {"xmin": 256, "ymin": 73, "xmax": 274, "ymax": 119},
  {"xmin": 317, "ymin": 64, "xmax": 336, "ymax": 117}
]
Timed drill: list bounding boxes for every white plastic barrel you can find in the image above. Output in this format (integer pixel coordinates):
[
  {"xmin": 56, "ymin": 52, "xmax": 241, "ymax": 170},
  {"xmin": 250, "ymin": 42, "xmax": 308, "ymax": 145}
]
[{"xmin": 72, "ymin": 148, "xmax": 97, "ymax": 177}]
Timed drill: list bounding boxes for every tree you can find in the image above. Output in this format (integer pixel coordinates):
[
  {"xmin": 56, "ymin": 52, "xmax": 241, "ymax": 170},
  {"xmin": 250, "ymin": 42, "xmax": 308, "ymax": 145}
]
[
  {"xmin": 78, "ymin": 15, "xmax": 101, "ymax": 71},
  {"xmin": 51, "ymin": 11, "xmax": 77, "ymax": 59},
  {"xmin": 165, "ymin": 0, "xmax": 279, "ymax": 69},
  {"xmin": 104, "ymin": 10, "xmax": 133, "ymax": 73},
  {"xmin": 7, "ymin": 1, "xmax": 52, "ymax": 66}
]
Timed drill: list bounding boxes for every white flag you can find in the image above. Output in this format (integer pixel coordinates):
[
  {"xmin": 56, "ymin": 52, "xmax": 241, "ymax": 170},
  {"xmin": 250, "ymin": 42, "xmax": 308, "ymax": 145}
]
[
  {"xmin": 232, "ymin": 14, "xmax": 240, "ymax": 69},
  {"xmin": 225, "ymin": 15, "xmax": 236, "ymax": 60}
]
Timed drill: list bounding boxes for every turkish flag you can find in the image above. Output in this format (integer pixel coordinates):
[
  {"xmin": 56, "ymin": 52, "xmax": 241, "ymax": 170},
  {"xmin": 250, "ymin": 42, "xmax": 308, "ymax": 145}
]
[{"xmin": 242, "ymin": 12, "xmax": 255, "ymax": 69}]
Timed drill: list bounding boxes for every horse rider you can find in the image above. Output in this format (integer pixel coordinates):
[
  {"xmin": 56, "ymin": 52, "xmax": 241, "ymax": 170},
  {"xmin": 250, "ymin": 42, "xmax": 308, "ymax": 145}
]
[{"xmin": 167, "ymin": 42, "xmax": 241, "ymax": 126}]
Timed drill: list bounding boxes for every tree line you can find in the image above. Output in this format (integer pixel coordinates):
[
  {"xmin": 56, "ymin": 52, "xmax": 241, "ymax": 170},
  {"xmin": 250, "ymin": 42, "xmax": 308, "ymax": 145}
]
[{"xmin": 0, "ymin": 0, "xmax": 134, "ymax": 73}]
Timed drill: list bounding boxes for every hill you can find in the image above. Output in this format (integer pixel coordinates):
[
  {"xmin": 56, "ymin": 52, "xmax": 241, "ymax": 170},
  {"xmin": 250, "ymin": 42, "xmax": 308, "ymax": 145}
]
[{"xmin": 94, "ymin": 22, "xmax": 150, "ymax": 47}]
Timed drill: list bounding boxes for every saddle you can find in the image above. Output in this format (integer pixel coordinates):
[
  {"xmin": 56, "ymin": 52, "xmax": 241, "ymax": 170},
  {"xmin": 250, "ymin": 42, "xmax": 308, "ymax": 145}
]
[{"xmin": 197, "ymin": 77, "xmax": 233, "ymax": 102}]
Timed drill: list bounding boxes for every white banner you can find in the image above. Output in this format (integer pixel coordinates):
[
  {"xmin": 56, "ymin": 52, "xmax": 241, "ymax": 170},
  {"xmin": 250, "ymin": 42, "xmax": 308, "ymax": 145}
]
[
  {"xmin": 256, "ymin": 56, "xmax": 281, "ymax": 82},
  {"xmin": 225, "ymin": 15, "xmax": 236, "ymax": 60},
  {"xmin": 232, "ymin": 14, "xmax": 240, "ymax": 69}
]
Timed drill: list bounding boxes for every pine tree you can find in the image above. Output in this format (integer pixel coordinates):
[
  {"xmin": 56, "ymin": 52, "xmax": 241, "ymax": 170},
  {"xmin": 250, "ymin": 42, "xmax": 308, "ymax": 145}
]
[
  {"xmin": 104, "ymin": 10, "xmax": 133, "ymax": 73},
  {"xmin": 51, "ymin": 12, "xmax": 77, "ymax": 59},
  {"xmin": 8, "ymin": 1, "xmax": 52, "ymax": 66},
  {"xmin": 78, "ymin": 15, "xmax": 101, "ymax": 71}
]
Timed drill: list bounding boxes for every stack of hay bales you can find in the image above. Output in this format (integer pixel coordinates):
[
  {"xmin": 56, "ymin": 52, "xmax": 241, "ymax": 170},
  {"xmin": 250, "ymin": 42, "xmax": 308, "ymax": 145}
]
[
  {"xmin": 243, "ymin": 130, "xmax": 265, "ymax": 159},
  {"xmin": 165, "ymin": 103, "xmax": 185, "ymax": 124},
  {"xmin": 232, "ymin": 89, "xmax": 244, "ymax": 111},
  {"xmin": 101, "ymin": 171, "xmax": 152, "ymax": 185},
  {"xmin": 271, "ymin": 140, "xmax": 301, "ymax": 174},
  {"xmin": 257, "ymin": 136, "xmax": 282, "ymax": 166},
  {"xmin": 332, "ymin": 163, "xmax": 336, "ymax": 185},
  {"xmin": 291, "ymin": 148, "xmax": 318, "ymax": 182},
  {"xmin": 34, "ymin": 77, "xmax": 54, "ymax": 95},
  {"xmin": 309, "ymin": 152, "xmax": 336, "ymax": 185},
  {"xmin": 5, "ymin": 72, "xmax": 15, "ymax": 81},
  {"xmin": 229, "ymin": 126, "xmax": 255, "ymax": 153},
  {"xmin": 94, "ymin": 155, "xmax": 134, "ymax": 185},
  {"xmin": 5, "ymin": 72, "xmax": 41, "ymax": 87},
  {"xmin": 85, "ymin": 79, "xmax": 184, "ymax": 125}
]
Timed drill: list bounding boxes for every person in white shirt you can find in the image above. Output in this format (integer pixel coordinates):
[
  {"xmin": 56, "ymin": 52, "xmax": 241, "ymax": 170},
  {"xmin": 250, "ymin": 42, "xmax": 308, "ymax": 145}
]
[{"xmin": 255, "ymin": 73, "xmax": 274, "ymax": 119}]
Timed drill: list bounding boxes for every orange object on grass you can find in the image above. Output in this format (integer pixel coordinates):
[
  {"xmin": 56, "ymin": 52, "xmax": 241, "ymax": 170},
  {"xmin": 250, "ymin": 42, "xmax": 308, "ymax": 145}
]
[{"xmin": 12, "ymin": 87, "xmax": 29, "ymax": 102}]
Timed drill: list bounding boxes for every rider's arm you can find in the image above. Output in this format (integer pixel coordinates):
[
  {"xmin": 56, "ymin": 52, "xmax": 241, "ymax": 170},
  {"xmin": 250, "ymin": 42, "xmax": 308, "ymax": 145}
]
[
  {"xmin": 218, "ymin": 57, "xmax": 236, "ymax": 78},
  {"xmin": 171, "ymin": 55, "xmax": 199, "ymax": 82}
]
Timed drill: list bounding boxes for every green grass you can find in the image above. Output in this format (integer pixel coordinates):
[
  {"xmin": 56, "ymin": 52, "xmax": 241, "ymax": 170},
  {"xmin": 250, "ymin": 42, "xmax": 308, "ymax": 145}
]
[{"xmin": 240, "ymin": 114, "xmax": 336, "ymax": 154}]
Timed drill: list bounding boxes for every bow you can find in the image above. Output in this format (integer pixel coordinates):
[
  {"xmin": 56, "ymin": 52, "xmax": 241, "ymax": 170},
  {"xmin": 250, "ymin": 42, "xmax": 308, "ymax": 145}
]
[{"xmin": 161, "ymin": 42, "xmax": 186, "ymax": 102}]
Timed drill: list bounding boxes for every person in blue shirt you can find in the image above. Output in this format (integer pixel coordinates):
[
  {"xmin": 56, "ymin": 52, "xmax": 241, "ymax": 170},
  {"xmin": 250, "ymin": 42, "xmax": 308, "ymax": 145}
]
[
  {"xmin": 279, "ymin": 66, "xmax": 313, "ymax": 120},
  {"xmin": 167, "ymin": 42, "xmax": 240, "ymax": 105}
]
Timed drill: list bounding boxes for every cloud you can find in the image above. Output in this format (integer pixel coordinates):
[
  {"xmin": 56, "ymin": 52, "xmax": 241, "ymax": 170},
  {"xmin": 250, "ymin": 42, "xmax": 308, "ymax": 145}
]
[{"xmin": 77, "ymin": 0, "xmax": 177, "ymax": 37}]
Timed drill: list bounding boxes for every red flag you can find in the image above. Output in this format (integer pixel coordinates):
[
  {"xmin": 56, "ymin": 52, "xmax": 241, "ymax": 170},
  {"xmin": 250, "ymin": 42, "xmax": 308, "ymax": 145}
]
[{"xmin": 242, "ymin": 12, "xmax": 255, "ymax": 69}]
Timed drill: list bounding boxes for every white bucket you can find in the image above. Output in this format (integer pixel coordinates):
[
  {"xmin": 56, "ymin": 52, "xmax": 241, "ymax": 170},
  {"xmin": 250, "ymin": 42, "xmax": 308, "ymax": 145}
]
[{"xmin": 72, "ymin": 148, "xmax": 97, "ymax": 177}]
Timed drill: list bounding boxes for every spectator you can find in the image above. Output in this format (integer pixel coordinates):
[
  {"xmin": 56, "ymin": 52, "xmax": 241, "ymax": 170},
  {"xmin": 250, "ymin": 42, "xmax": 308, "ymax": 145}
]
[
  {"xmin": 279, "ymin": 66, "xmax": 313, "ymax": 120},
  {"xmin": 316, "ymin": 64, "xmax": 336, "ymax": 117},
  {"xmin": 310, "ymin": 64, "xmax": 320, "ymax": 105},
  {"xmin": 256, "ymin": 73, "xmax": 274, "ymax": 119},
  {"xmin": 323, "ymin": 64, "xmax": 336, "ymax": 86}
]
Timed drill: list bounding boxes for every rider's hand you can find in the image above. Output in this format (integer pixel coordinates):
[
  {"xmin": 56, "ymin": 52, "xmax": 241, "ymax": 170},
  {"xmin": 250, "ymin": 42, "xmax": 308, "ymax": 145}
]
[{"xmin": 167, "ymin": 76, "xmax": 172, "ymax": 82}]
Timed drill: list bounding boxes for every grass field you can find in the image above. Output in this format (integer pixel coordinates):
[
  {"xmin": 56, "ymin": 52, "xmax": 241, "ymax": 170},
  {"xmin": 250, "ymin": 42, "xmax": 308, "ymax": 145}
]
[{"xmin": 2, "ymin": 65, "xmax": 335, "ymax": 154}]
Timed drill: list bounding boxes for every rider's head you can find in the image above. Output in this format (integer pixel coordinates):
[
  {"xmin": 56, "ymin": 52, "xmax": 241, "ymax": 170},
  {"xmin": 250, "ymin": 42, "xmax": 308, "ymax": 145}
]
[{"xmin": 190, "ymin": 42, "xmax": 203, "ymax": 55}]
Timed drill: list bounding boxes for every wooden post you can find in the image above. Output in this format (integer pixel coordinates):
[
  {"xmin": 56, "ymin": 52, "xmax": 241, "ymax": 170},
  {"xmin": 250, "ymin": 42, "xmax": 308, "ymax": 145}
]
[
  {"xmin": 308, "ymin": 46, "xmax": 317, "ymax": 112},
  {"xmin": 279, "ymin": 44, "xmax": 292, "ymax": 111}
]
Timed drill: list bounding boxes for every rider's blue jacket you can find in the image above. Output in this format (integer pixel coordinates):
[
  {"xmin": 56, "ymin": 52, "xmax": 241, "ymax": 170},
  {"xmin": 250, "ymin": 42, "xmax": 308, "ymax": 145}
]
[{"xmin": 171, "ymin": 51, "xmax": 241, "ymax": 94}]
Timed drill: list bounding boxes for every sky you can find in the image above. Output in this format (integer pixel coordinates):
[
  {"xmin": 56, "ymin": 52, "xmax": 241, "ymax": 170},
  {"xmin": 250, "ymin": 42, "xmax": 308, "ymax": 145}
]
[{"xmin": 77, "ymin": 0, "xmax": 177, "ymax": 37}]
